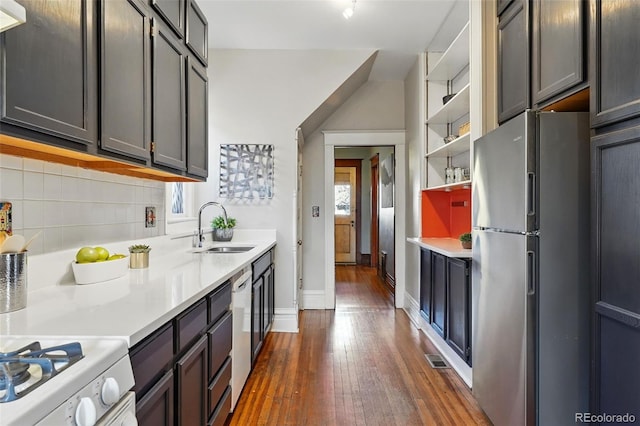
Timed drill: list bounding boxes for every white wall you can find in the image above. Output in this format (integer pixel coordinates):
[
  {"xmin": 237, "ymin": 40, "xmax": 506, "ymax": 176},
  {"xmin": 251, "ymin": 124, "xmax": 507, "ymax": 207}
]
[
  {"xmin": 404, "ymin": 57, "xmax": 424, "ymax": 301},
  {"xmin": 202, "ymin": 49, "xmax": 376, "ymax": 323},
  {"xmin": 302, "ymin": 80, "xmax": 405, "ymax": 294},
  {"xmin": 0, "ymin": 154, "xmax": 165, "ymax": 255}
]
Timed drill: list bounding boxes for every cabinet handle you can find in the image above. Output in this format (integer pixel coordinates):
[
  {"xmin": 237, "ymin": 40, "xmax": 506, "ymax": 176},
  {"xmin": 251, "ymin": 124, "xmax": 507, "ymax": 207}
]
[
  {"xmin": 527, "ymin": 172, "xmax": 536, "ymax": 216},
  {"xmin": 527, "ymin": 251, "xmax": 536, "ymax": 295}
]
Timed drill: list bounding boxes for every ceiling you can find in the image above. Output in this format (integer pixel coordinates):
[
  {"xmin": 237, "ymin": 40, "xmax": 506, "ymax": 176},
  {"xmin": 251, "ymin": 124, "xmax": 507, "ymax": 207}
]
[{"xmin": 197, "ymin": 0, "xmax": 468, "ymax": 80}]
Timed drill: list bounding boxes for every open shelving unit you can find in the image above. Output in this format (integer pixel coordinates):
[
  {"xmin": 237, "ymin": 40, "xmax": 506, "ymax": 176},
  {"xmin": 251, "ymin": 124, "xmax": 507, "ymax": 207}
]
[{"xmin": 422, "ymin": 15, "xmax": 472, "ymax": 239}]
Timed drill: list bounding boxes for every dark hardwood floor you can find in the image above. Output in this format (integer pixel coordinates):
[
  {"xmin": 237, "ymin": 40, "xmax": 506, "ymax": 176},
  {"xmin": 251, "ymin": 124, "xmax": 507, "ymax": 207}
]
[{"xmin": 228, "ymin": 265, "xmax": 490, "ymax": 425}]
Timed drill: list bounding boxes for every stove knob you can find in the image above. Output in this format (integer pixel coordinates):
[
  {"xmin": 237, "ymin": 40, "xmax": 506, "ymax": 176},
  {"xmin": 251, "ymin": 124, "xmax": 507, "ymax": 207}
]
[
  {"xmin": 101, "ymin": 377, "xmax": 121, "ymax": 406},
  {"xmin": 75, "ymin": 397, "xmax": 97, "ymax": 426}
]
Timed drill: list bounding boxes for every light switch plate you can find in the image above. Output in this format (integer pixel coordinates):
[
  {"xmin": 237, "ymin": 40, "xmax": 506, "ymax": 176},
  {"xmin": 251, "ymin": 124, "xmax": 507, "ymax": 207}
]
[
  {"xmin": 0, "ymin": 202, "xmax": 13, "ymax": 235},
  {"xmin": 145, "ymin": 206, "xmax": 156, "ymax": 228},
  {"xmin": 312, "ymin": 206, "xmax": 319, "ymax": 217}
]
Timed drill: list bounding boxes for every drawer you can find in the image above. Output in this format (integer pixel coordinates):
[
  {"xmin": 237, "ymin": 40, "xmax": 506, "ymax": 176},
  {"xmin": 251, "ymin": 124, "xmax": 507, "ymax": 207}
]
[
  {"xmin": 208, "ymin": 386, "xmax": 231, "ymax": 426},
  {"xmin": 130, "ymin": 322, "xmax": 174, "ymax": 397},
  {"xmin": 252, "ymin": 250, "xmax": 272, "ymax": 280},
  {"xmin": 208, "ymin": 281, "xmax": 231, "ymax": 325},
  {"xmin": 208, "ymin": 357, "xmax": 231, "ymax": 420},
  {"xmin": 176, "ymin": 299, "xmax": 207, "ymax": 353},
  {"xmin": 208, "ymin": 311, "xmax": 232, "ymax": 380}
]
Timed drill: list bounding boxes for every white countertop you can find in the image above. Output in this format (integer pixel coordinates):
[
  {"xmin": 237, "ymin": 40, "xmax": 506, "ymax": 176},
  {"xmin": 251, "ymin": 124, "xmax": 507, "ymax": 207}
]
[
  {"xmin": 0, "ymin": 230, "xmax": 276, "ymax": 347},
  {"xmin": 407, "ymin": 237, "xmax": 471, "ymax": 258}
]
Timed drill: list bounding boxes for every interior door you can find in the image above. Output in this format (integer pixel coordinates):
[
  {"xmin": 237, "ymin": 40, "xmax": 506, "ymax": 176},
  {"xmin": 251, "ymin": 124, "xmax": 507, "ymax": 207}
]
[{"xmin": 334, "ymin": 166, "xmax": 356, "ymax": 264}]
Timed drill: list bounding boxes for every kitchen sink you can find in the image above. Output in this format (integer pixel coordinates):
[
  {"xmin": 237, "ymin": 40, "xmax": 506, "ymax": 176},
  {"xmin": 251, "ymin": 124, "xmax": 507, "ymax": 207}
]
[{"xmin": 202, "ymin": 246, "xmax": 255, "ymax": 253}]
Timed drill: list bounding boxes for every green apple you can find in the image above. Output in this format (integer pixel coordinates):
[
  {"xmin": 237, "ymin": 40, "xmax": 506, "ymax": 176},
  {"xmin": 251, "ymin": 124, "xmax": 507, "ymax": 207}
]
[
  {"xmin": 95, "ymin": 246, "xmax": 110, "ymax": 261},
  {"xmin": 76, "ymin": 247, "xmax": 99, "ymax": 263},
  {"xmin": 107, "ymin": 254, "xmax": 126, "ymax": 261}
]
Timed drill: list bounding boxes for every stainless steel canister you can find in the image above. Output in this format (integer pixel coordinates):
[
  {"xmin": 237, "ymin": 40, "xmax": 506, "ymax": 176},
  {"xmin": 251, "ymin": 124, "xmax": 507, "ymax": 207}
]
[{"xmin": 0, "ymin": 252, "xmax": 27, "ymax": 313}]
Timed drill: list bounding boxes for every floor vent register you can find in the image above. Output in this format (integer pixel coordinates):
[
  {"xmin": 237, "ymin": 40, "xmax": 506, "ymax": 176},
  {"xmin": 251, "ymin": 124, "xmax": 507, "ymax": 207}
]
[{"xmin": 425, "ymin": 354, "xmax": 449, "ymax": 369}]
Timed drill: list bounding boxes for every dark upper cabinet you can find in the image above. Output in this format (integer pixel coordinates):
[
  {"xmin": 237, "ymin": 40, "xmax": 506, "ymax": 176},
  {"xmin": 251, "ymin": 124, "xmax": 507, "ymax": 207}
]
[
  {"xmin": 590, "ymin": 0, "xmax": 640, "ymax": 128},
  {"xmin": 186, "ymin": 57, "xmax": 209, "ymax": 178},
  {"xmin": 431, "ymin": 252, "xmax": 447, "ymax": 338},
  {"xmin": 591, "ymin": 125, "xmax": 640, "ymax": 417},
  {"xmin": 151, "ymin": 0, "xmax": 185, "ymax": 39},
  {"xmin": 186, "ymin": 0, "xmax": 208, "ymax": 66},
  {"xmin": 498, "ymin": 0, "xmax": 529, "ymax": 124},
  {"xmin": 0, "ymin": 0, "xmax": 97, "ymax": 145},
  {"xmin": 101, "ymin": 0, "xmax": 152, "ymax": 161},
  {"xmin": 419, "ymin": 248, "xmax": 432, "ymax": 323},
  {"xmin": 446, "ymin": 257, "xmax": 471, "ymax": 364},
  {"xmin": 151, "ymin": 18, "xmax": 187, "ymax": 171},
  {"xmin": 531, "ymin": 0, "xmax": 586, "ymax": 105}
]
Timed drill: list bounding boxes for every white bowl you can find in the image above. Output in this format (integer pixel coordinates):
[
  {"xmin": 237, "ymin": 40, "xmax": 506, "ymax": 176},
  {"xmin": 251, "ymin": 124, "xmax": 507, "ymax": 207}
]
[{"xmin": 71, "ymin": 257, "xmax": 129, "ymax": 285}]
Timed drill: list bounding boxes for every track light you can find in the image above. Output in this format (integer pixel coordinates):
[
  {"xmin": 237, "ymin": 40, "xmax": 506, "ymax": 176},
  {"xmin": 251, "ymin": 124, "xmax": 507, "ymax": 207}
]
[{"xmin": 343, "ymin": 0, "xmax": 356, "ymax": 19}]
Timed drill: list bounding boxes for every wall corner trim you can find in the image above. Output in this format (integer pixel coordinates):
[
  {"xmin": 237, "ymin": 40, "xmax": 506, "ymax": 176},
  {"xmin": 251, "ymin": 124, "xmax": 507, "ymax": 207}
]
[{"xmin": 271, "ymin": 308, "xmax": 299, "ymax": 333}]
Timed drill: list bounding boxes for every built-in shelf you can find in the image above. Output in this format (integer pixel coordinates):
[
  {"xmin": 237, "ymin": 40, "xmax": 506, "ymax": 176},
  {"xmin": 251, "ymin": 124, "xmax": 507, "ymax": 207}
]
[
  {"xmin": 425, "ymin": 132, "xmax": 470, "ymax": 158},
  {"xmin": 426, "ymin": 83, "xmax": 470, "ymax": 125},
  {"xmin": 426, "ymin": 22, "xmax": 470, "ymax": 81},
  {"xmin": 423, "ymin": 180, "xmax": 472, "ymax": 192}
]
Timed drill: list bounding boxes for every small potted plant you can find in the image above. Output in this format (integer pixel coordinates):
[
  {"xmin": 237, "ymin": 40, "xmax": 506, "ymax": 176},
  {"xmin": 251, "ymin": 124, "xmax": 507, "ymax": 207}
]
[
  {"xmin": 128, "ymin": 244, "xmax": 151, "ymax": 269},
  {"xmin": 459, "ymin": 232, "xmax": 472, "ymax": 249},
  {"xmin": 211, "ymin": 216, "xmax": 236, "ymax": 242}
]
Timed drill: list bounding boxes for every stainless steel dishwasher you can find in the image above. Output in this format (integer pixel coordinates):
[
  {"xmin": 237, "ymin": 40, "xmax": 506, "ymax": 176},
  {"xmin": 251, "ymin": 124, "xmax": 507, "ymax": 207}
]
[{"xmin": 231, "ymin": 266, "xmax": 252, "ymax": 410}]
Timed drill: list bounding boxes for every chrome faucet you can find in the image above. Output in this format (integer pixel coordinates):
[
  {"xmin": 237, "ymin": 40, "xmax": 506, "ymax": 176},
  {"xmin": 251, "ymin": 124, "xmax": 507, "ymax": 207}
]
[{"xmin": 196, "ymin": 201, "xmax": 228, "ymax": 247}]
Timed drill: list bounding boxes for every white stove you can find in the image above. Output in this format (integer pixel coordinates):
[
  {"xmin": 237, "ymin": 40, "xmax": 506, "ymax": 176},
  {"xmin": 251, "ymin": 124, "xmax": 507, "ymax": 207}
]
[{"xmin": 0, "ymin": 337, "xmax": 136, "ymax": 426}]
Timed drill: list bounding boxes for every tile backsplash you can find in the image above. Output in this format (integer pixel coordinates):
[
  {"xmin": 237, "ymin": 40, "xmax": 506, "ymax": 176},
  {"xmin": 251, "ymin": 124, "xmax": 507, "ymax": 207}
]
[{"xmin": 0, "ymin": 154, "xmax": 165, "ymax": 255}]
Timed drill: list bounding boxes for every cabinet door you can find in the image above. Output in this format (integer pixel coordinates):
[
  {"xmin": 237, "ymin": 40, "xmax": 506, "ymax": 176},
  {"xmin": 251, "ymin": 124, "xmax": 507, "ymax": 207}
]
[
  {"xmin": 498, "ymin": 0, "xmax": 529, "ymax": 124},
  {"xmin": 137, "ymin": 370, "xmax": 175, "ymax": 426},
  {"xmin": 186, "ymin": 0, "xmax": 208, "ymax": 66},
  {"xmin": 446, "ymin": 258, "xmax": 471, "ymax": 364},
  {"xmin": 591, "ymin": 0, "xmax": 640, "ymax": 128},
  {"xmin": 186, "ymin": 57, "xmax": 209, "ymax": 178},
  {"xmin": 151, "ymin": 18, "xmax": 187, "ymax": 171},
  {"xmin": 151, "ymin": 0, "xmax": 184, "ymax": 39},
  {"xmin": 532, "ymin": 0, "xmax": 585, "ymax": 105},
  {"xmin": 497, "ymin": 0, "xmax": 515, "ymax": 16},
  {"xmin": 591, "ymin": 126, "xmax": 640, "ymax": 418},
  {"xmin": 251, "ymin": 277, "xmax": 264, "ymax": 365},
  {"xmin": 176, "ymin": 335, "xmax": 208, "ymax": 426},
  {"xmin": 1, "ymin": 0, "xmax": 97, "ymax": 145},
  {"xmin": 431, "ymin": 253, "xmax": 447, "ymax": 337},
  {"xmin": 419, "ymin": 248, "xmax": 432, "ymax": 323},
  {"xmin": 262, "ymin": 266, "xmax": 273, "ymax": 334},
  {"xmin": 101, "ymin": 0, "xmax": 151, "ymax": 161},
  {"xmin": 268, "ymin": 264, "xmax": 275, "ymax": 330}
]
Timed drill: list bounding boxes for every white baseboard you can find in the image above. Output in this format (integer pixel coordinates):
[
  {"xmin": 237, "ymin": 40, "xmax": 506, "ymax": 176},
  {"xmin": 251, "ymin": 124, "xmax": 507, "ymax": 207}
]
[
  {"xmin": 403, "ymin": 292, "xmax": 473, "ymax": 388},
  {"xmin": 271, "ymin": 308, "xmax": 299, "ymax": 333},
  {"xmin": 301, "ymin": 290, "xmax": 325, "ymax": 310}
]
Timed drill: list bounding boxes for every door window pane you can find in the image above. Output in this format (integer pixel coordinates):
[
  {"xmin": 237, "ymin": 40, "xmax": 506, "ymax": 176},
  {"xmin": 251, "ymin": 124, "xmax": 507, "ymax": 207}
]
[{"xmin": 335, "ymin": 184, "xmax": 351, "ymax": 215}]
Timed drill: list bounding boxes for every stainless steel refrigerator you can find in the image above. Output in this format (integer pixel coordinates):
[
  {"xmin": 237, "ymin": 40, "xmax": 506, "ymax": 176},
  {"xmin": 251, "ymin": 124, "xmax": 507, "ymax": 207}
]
[{"xmin": 471, "ymin": 111, "xmax": 590, "ymax": 426}]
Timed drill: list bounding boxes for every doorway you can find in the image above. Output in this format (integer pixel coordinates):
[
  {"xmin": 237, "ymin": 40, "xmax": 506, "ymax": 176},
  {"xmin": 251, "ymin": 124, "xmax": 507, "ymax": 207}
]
[
  {"xmin": 323, "ymin": 130, "xmax": 406, "ymax": 310},
  {"xmin": 334, "ymin": 159, "xmax": 361, "ymax": 264}
]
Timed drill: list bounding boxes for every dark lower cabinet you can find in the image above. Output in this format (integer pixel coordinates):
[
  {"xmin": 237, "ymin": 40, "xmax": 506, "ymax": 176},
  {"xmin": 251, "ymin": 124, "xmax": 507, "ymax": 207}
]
[
  {"xmin": 176, "ymin": 335, "xmax": 208, "ymax": 426},
  {"xmin": 591, "ymin": 125, "xmax": 640, "ymax": 419},
  {"xmin": 251, "ymin": 249, "xmax": 275, "ymax": 365},
  {"xmin": 590, "ymin": 0, "xmax": 640, "ymax": 128},
  {"xmin": 498, "ymin": 0, "xmax": 529, "ymax": 124},
  {"xmin": 419, "ymin": 248, "xmax": 472, "ymax": 366},
  {"xmin": 133, "ymin": 281, "xmax": 232, "ymax": 426},
  {"xmin": 0, "ymin": 0, "xmax": 98, "ymax": 145},
  {"xmin": 419, "ymin": 248, "xmax": 432, "ymax": 322},
  {"xmin": 431, "ymin": 252, "xmax": 447, "ymax": 338},
  {"xmin": 446, "ymin": 257, "xmax": 471, "ymax": 365},
  {"xmin": 137, "ymin": 370, "xmax": 175, "ymax": 426},
  {"xmin": 531, "ymin": 0, "xmax": 586, "ymax": 105},
  {"xmin": 151, "ymin": 18, "xmax": 187, "ymax": 171},
  {"xmin": 101, "ymin": 0, "xmax": 152, "ymax": 161}
]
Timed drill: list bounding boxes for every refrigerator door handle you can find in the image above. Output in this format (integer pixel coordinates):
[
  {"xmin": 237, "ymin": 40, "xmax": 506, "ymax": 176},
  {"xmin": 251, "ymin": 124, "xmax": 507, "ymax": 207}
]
[
  {"xmin": 527, "ymin": 250, "xmax": 536, "ymax": 295},
  {"xmin": 527, "ymin": 172, "xmax": 536, "ymax": 216}
]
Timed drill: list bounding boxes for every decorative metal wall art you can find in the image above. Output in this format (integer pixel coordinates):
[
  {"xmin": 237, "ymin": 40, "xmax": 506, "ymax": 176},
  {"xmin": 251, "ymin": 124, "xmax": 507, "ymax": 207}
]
[{"xmin": 220, "ymin": 144, "xmax": 274, "ymax": 199}]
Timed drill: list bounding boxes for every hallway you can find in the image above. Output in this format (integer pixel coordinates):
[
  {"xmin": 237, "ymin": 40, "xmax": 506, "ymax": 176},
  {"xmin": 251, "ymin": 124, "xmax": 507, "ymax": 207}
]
[{"xmin": 229, "ymin": 265, "xmax": 489, "ymax": 425}]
